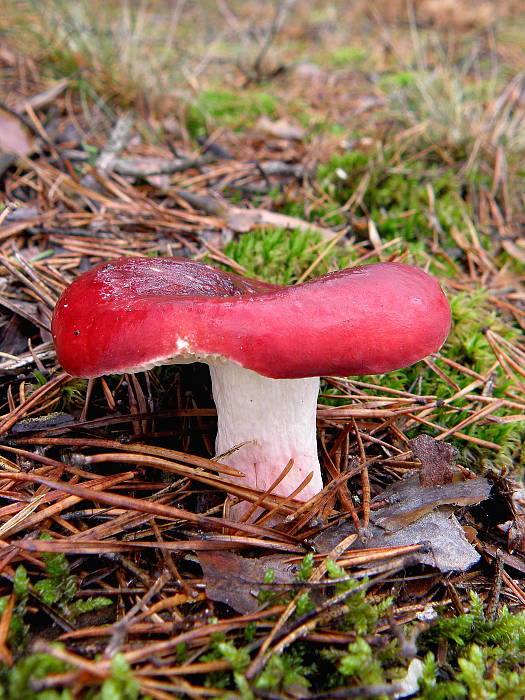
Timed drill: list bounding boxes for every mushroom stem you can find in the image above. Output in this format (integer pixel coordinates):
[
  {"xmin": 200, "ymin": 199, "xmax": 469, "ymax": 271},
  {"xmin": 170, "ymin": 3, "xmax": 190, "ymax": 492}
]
[{"xmin": 208, "ymin": 361, "xmax": 323, "ymax": 506}]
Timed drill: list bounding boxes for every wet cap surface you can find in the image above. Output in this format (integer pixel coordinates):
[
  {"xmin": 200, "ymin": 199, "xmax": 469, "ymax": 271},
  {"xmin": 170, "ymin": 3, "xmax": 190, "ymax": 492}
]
[{"xmin": 52, "ymin": 257, "xmax": 451, "ymax": 379}]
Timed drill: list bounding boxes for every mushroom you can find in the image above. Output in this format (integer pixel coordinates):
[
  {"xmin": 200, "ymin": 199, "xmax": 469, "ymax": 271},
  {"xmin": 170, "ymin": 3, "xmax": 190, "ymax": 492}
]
[{"xmin": 52, "ymin": 257, "xmax": 451, "ymax": 517}]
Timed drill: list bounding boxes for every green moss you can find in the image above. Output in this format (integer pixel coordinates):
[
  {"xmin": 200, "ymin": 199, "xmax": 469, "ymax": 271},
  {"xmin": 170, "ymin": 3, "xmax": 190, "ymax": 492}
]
[
  {"xmin": 222, "ymin": 227, "xmax": 351, "ymax": 285},
  {"xmin": 199, "ymin": 636, "xmax": 252, "ymax": 694},
  {"xmin": 60, "ymin": 378, "xmax": 88, "ymax": 410},
  {"xmin": 325, "ymin": 561, "xmax": 393, "ymax": 635},
  {"xmin": 378, "ymin": 70, "xmax": 421, "ymax": 90},
  {"xmin": 418, "ymin": 593, "xmax": 525, "ymax": 699},
  {"xmin": 338, "ymin": 637, "xmax": 385, "ymax": 685},
  {"xmin": 186, "ymin": 89, "xmax": 278, "ymax": 138},
  {"xmin": 0, "ymin": 651, "xmax": 143, "ymax": 700},
  {"xmin": 328, "ymin": 46, "xmax": 368, "ymax": 68},
  {"xmin": 254, "ymin": 652, "xmax": 311, "ymax": 696},
  {"xmin": 318, "ymin": 147, "xmax": 471, "ymax": 246},
  {"xmin": 0, "ymin": 650, "xmax": 72, "ymax": 700},
  {"xmin": 94, "ymin": 655, "xmax": 142, "ymax": 700},
  {"xmin": 297, "ymin": 552, "xmax": 315, "ymax": 582},
  {"xmin": 257, "ymin": 567, "xmax": 278, "ymax": 605},
  {"xmin": 32, "ymin": 536, "xmax": 112, "ymax": 620}
]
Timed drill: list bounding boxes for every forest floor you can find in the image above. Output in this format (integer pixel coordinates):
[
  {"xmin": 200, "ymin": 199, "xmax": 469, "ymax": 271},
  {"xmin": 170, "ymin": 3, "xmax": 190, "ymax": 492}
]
[{"xmin": 0, "ymin": 1, "xmax": 525, "ymax": 698}]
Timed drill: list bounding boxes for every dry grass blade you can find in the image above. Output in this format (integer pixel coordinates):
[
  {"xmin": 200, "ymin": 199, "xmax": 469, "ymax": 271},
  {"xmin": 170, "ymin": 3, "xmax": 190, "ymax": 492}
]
[
  {"xmin": 0, "ymin": 594, "xmax": 15, "ymax": 666},
  {"xmin": 13, "ymin": 537, "xmax": 303, "ymax": 555},
  {"xmin": 75, "ymin": 449, "xmax": 244, "ymax": 478},
  {"xmin": 5, "ymin": 472, "xmax": 302, "ymax": 545},
  {"xmin": 0, "ymin": 471, "xmax": 136, "ymax": 538}
]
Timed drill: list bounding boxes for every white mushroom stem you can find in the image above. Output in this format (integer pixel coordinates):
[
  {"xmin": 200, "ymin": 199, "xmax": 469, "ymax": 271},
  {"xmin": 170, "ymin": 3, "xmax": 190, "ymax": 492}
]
[{"xmin": 208, "ymin": 361, "xmax": 323, "ymax": 508}]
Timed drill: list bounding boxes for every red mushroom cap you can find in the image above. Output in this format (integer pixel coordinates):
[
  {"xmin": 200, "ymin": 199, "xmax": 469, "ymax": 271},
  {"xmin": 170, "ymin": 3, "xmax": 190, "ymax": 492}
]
[{"xmin": 52, "ymin": 257, "xmax": 451, "ymax": 379}]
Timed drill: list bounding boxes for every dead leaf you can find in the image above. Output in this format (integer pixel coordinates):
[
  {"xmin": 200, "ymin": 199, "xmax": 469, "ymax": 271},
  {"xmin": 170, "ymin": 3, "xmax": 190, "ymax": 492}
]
[
  {"xmin": 370, "ymin": 510, "xmax": 481, "ymax": 572},
  {"xmin": 510, "ymin": 520, "xmax": 525, "ymax": 551},
  {"xmin": 112, "ymin": 156, "xmax": 174, "ymax": 177},
  {"xmin": 0, "ymin": 108, "xmax": 34, "ymax": 157},
  {"xmin": 314, "ymin": 509, "xmax": 481, "ymax": 573},
  {"xmin": 0, "ymin": 47, "xmax": 16, "ymax": 66},
  {"xmin": 351, "ymin": 95, "xmax": 388, "ymax": 116},
  {"xmin": 0, "ymin": 154, "xmax": 16, "ymax": 178},
  {"xmin": 368, "ymin": 218, "xmax": 382, "ymax": 255},
  {"xmin": 256, "ymin": 116, "xmax": 306, "ymax": 141},
  {"xmin": 294, "ymin": 62, "xmax": 327, "ymax": 82},
  {"xmin": 502, "ymin": 240, "xmax": 525, "ymax": 266},
  {"xmin": 226, "ymin": 209, "xmax": 260, "ymax": 233},
  {"xmin": 483, "ymin": 543, "xmax": 525, "ymax": 576},
  {"xmin": 198, "ymin": 550, "xmax": 297, "ymax": 613},
  {"xmin": 226, "ymin": 207, "xmax": 334, "ymax": 238},
  {"xmin": 3, "ymin": 207, "xmax": 40, "ymax": 222},
  {"xmin": 112, "ymin": 153, "xmax": 215, "ymax": 177},
  {"xmin": 15, "ymin": 78, "xmax": 69, "ymax": 112},
  {"xmin": 314, "ymin": 472, "xmax": 491, "ymax": 573},
  {"xmin": 462, "ymin": 525, "xmax": 478, "ymax": 544},
  {"xmin": 410, "ymin": 434, "xmax": 459, "ymax": 486},
  {"xmin": 370, "ymin": 474, "xmax": 491, "ymax": 532}
]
